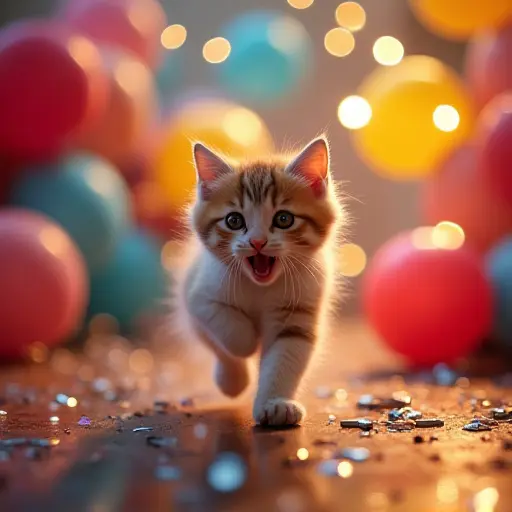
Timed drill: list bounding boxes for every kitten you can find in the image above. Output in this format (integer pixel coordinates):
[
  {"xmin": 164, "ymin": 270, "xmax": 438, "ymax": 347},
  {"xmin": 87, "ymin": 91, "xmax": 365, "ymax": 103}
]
[{"xmin": 173, "ymin": 136, "xmax": 344, "ymax": 426}]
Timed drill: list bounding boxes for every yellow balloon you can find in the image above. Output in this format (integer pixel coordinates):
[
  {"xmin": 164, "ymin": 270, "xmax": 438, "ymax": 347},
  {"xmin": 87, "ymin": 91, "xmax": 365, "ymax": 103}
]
[
  {"xmin": 352, "ymin": 55, "xmax": 475, "ymax": 179},
  {"xmin": 152, "ymin": 99, "xmax": 274, "ymax": 209},
  {"xmin": 409, "ymin": 0, "xmax": 511, "ymax": 41}
]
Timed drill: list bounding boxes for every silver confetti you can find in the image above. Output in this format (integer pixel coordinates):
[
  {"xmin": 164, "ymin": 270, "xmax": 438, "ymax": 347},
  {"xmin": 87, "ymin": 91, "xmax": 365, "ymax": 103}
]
[
  {"xmin": 133, "ymin": 426, "xmax": 154, "ymax": 432},
  {"xmin": 415, "ymin": 418, "xmax": 444, "ymax": 428},
  {"xmin": 386, "ymin": 420, "xmax": 415, "ymax": 432},
  {"xmin": 340, "ymin": 418, "xmax": 374, "ymax": 430},
  {"xmin": 490, "ymin": 408, "xmax": 512, "ymax": 421},
  {"xmin": 463, "ymin": 421, "xmax": 491, "ymax": 432}
]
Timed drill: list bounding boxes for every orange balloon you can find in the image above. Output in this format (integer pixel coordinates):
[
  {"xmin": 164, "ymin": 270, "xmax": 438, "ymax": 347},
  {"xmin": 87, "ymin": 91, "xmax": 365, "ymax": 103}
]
[
  {"xmin": 465, "ymin": 22, "xmax": 512, "ymax": 110},
  {"xmin": 74, "ymin": 49, "xmax": 157, "ymax": 167},
  {"xmin": 152, "ymin": 98, "xmax": 274, "ymax": 209}
]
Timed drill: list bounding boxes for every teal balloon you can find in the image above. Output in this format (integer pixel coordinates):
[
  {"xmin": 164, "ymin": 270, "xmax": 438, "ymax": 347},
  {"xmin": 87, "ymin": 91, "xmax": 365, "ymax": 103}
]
[
  {"xmin": 217, "ymin": 10, "xmax": 312, "ymax": 105},
  {"xmin": 486, "ymin": 236, "xmax": 512, "ymax": 349},
  {"xmin": 88, "ymin": 230, "xmax": 168, "ymax": 331},
  {"xmin": 9, "ymin": 153, "xmax": 132, "ymax": 271}
]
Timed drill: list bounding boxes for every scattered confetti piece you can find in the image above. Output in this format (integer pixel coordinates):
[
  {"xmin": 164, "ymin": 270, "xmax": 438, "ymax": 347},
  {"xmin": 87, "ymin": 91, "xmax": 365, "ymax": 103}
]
[
  {"xmin": 463, "ymin": 421, "xmax": 492, "ymax": 432},
  {"xmin": 340, "ymin": 418, "xmax": 374, "ymax": 430},
  {"xmin": 133, "ymin": 426, "xmax": 153, "ymax": 433},
  {"xmin": 414, "ymin": 418, "xmax": 444, "ymax": 428},
  {"xmin": 78, "ymin": 415, "xmax": 91, "ymax": 427}
]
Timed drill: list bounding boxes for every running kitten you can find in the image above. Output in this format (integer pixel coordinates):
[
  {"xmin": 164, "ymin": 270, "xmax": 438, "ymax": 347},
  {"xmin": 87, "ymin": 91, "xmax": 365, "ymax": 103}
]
[{"xmin": 175, "ymin": 136, "xmax": 344, "ymax": 426}]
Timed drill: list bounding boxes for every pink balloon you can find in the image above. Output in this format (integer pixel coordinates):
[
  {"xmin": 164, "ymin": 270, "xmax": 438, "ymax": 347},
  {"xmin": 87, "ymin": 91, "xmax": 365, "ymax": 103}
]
[
  {"xmin": 0, "ymin": 209, "xmax": 88, "ymax": 360},
  {"xmin": 362, "ymin": 232, "xmax": 493, "ymax": 367},
  {"xmin": 477, "ymin": 93, "xmax": 512, "ymax": 205},
  {"xmin": 0, "ymin": 20, "xmax": 108, "ymax": 159},
  {"xmin": 62, "ymin": 0, "xmax": 167, "ymax": 68},
  {"xmin": 465, "ymin": 22, "xmax": 512, "ymax": 110},
  {"xmin": 73, "ymin": 48, "xmax": 157, "ymax": 167},
  {"xmin": 422, "ymin": 144, "xmax": 512, "ymax": 253}
]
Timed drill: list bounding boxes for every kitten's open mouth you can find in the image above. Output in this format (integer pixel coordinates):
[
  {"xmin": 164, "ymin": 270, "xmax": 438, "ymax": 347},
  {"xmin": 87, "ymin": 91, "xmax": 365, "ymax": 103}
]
[{"xmin": 246, "ymin": 255, "xmax": 277, "ymax": 282}]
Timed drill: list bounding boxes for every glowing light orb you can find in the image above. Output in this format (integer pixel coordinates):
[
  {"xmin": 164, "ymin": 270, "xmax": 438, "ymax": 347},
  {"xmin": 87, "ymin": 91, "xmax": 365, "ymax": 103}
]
[
  {"xmin": 287, "ymin": 0, "xmax": 314, "ymax": 9},
  {"xmin": 337, "ymin": 461, "xmax": 354, "ymax": 478},
  {"xmin": 203, "ymin": 37, "xmax": 231, "ymax": 63},
  {"xmin": 338, "ymin": 95, "xmax": 372, "ymax": 129},
  {"xmin": 373, "ymin": 36, "xmax": 404, "ymax": 66},
  {"xmin": 432, "ymin": 221, "xmax": 465, "ymax": 249},
  {"xmin": 339, "ymin": 243, "xmax": 367, "ymax": 276},
  {"xmin": 324, "ymin": 27, "xmax": 355, "ymax": 57},
  {"xmin": 160, "ymin": 24, "xmax": 187, "ymax": 50},
  {"xmin": 296, "ymin": 448, "xmax": 309, "ymax": 460},
  {"xmin": 433, "ymin": 105, "xmax": 460, "ymax": 132},
  {"xmin": 335, "ymin": 2, "xmax": 366, "ymax": 32}
]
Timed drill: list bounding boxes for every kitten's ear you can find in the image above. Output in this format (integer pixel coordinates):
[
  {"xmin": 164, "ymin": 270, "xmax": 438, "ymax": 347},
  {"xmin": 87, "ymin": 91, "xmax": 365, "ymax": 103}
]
[
  {"xmin": 286, "ymin": 137, "xmax": 330, "ymax": 197},
  {"xmin": 193, "ymin": 143, "xmax": 233, "ymax": 199}
]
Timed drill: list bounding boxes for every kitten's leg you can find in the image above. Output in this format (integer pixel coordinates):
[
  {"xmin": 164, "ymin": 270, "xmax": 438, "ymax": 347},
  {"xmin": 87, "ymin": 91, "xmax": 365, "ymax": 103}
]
[
  {"xmin": 189, "ymin": 298, "xmax": 258, "ymax": 358},
  {"xmin": 253, "ymin": 321, "xmax": 316, "ymax": 427}
]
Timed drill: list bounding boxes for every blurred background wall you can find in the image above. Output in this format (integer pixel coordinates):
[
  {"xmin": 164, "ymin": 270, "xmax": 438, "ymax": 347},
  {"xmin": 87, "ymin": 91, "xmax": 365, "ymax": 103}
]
[{"xmin": 0, "ymin": 0, "xmax": 466, "ymax": 314}]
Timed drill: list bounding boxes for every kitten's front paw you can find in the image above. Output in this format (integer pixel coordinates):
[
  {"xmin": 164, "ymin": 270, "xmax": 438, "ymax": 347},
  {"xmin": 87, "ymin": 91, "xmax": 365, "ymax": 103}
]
[{"xmin": 253, "ymin": 398, "xmax": 305, "ymax": 427}]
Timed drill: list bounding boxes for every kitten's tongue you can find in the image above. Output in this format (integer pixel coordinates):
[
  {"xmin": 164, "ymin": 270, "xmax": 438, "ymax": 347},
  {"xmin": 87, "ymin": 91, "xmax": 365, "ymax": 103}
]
[{"xmin": 253, "ymin": 254, "xmax": 271, "ymax": 276}]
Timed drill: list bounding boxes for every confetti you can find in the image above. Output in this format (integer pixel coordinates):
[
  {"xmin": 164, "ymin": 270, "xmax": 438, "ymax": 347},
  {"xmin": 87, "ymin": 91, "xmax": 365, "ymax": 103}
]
[
  {"xmin": 0, "ymin": 410, "xmax": 7, "ymax": 417},
  {"xmin": 490, "ymin": 408, "xmax": 512, "ymax": 421},
  {"xmin": 340, "ymin": 418, "xmax": 374, "ymax": 430},
  {"xmin": 133, "ymin": 426, "xmax": 153, "ymax": 432},
  {"xmin": 415, "ymin": 418, "xmax": 444, "ymax": 428},
  {"xmin": 463, "ymin": 421, "xmax": 492, "ymax": 432},
  {"xmin": 146, "ymin": 436, "xmax": 177, "ymax": 448},
  {"xmin": 386, "ymin": 420, "xmax": 414, "ymax": 432},
  {"xmin": 78, "ymin": 415, "xmax": 91, "ymax": 427}
]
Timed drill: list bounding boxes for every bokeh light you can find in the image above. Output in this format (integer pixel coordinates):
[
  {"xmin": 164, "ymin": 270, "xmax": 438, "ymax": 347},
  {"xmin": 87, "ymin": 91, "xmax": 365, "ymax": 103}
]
[
  {"xmin": 433, "ymin": 105, "xmax": 460, "ymax": 132},
  {"xmin": 324, "ymin": 28, "xmax": 355, "ymax": 57},
  {"xmin": 337, "ymin": 461, "xmax": 354, "ymax": 478},
  {"xmin": 287, "ymin": 0, "xmax": 314, "ymax": 9},
  {"xmin": 437, "ymin": 478, "xmax": 459, "ymax": 504},
  {"xmin": 160, "ymin": 24, "xmax": 187, "ymax": 50},
  {"xmin": 373, "ymin": 36, "xmax": 404, "ymax": 66},
  {"xmin": 129, "ymin": 348, "xmax": 154, "ymax": 374},
  {"xmin": 338, "ymin": 96, "xmax": 372, "ymax": 129},
  {"xmin": 335, "ymin": 2, "xmax": 366, "ymax": 32},
  {"xmin": 203, "ymin": 37, "xmax": 231, "ymax": 63},
  {"xmin": 222, "ymin": 107, "xmax": 266, "ymax": 147},
  {"xmin": 296, "ymin": 448, "xmax": 309, "ymax": 461},
  {"xmin": 473, "ymin": 487, "xmax": 499, "ymax": 512},
  {"xmin": 432, "ymin": 221, "xmax": 465, "ymax": 249},
  {"xmin": 67, "ymin": 396, "xmax": 78, "ymax": 408},
  {"xmin": 339, "ymin": 243, "xmax": 367, "ymax": 276},
  {"xmin": 411, "ymin": 226, "xmax": 436, "ymax": 250}
]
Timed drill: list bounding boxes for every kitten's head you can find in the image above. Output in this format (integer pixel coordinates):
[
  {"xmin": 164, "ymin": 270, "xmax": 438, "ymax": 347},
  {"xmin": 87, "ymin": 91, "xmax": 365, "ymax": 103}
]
[{"xmin": 190, "ymin": 136, "xmax": 341, "ymax": 286}]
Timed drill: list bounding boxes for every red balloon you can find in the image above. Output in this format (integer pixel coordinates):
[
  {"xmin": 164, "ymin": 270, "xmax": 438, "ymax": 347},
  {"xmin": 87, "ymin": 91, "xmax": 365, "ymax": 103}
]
[
  {"xmin": 362, "ymin": 231, "xmax": 493, "ymax": 367},
  {"xmin": 62, "ymin": 0, "xmax": 166, "ymax": 68},
  {"xmin": 465, "ymin": 22, "xmax": 512, "ymax": 110},
  {"xmin": 0, "ymin": 20, "xmax": 107, "ymax": 159},
  {"xmin": 0, "ymin": 209, "xmax": 88, "ymax": 360},
  {"xmin": 477, "ymin": 93, "xmax": 512, "ymax": 205},
  {"xmin": 422, "ymin": 144, "xmax": 512, "ymax": 253}
]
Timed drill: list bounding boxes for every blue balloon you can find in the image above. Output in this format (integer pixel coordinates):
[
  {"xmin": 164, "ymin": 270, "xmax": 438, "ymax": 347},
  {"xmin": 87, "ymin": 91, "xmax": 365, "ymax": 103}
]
[
  {"xmin": 9, "ymin": 153, "xmax": 132, "ymax": 271},
  {"xmin": 217, "ymin": 10, "xmax": 312, "ymax": 105},
  {"xmin": 88, "ymin": 230, "xmax": 168, "ymax": 331},
  {"xmin": 486, "ymin": 236, "xmax": 512, "ymax": 348}
]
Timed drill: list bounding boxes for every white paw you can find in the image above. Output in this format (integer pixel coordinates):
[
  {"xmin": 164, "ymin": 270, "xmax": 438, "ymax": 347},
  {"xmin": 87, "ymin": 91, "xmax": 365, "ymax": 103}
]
[{"xmin": 253, "ymin": 398, "xmax": 305, "ymax": 427}]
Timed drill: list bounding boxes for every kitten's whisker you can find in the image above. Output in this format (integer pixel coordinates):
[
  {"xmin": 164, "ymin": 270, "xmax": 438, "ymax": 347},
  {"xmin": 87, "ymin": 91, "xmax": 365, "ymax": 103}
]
[{"xmin": 288, "ymin": 255, "xmax": 321, "ymax": 287}]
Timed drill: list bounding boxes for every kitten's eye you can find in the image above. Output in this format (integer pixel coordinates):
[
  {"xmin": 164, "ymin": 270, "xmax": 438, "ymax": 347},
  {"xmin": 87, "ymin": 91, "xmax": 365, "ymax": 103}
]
[
  {"xmin": 273, "ymin": 210, "xmax": 294, "ymax": 229},
  {"xmin": 225, "ymin": 212, "xmax": 245, "ymax": 231}
]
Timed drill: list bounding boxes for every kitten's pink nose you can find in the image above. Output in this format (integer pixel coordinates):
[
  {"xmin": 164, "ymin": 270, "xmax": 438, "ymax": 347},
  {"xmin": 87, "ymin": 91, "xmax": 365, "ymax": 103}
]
[{"xmin": 250, "ymin": 238, "xmax": 267, "ymax": 252}]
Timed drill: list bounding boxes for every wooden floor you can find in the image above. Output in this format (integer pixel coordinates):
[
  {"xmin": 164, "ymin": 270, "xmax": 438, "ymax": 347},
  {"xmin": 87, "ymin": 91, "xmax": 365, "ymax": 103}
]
[{"xmin": 0, "ymin": 319, "xmax": 511, "ymax": 512}]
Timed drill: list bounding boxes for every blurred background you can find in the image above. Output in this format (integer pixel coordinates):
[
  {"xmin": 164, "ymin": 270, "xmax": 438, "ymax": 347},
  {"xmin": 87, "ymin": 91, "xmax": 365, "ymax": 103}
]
[{"xmin": 0, "ymin": 0, "xmax": 511, "ymax": 367}]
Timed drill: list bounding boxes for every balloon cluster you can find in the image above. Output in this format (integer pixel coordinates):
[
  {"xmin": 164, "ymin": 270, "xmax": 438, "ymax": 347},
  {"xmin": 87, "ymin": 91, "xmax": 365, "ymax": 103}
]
[
  {"xmin": 358, "ymin": 3, "xmax": 512, "ymax": 366},
  {"xmin": 0, "ymin": 1, "xmax": 276, "ymax": 360}
]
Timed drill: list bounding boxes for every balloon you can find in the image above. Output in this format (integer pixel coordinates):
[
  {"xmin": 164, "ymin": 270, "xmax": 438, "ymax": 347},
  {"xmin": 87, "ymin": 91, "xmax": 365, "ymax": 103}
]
[
  {"xmin": 422, "ymin": 144, "xmax": 512, "ymax": 253},
  {"xmin": 151, "ymin": 98, "xmax": 274, "ymax": 210},
  {"xmin": 155, "ymin": 49, "xmax": 183, "ymax": 101},
  {"xmin": 352, "ymin": 55, "xmax": 475, "ymax": 179},
  {"xmin": 74, "ymin": 49, "xmax": 158, "ymax": 167},
  {"xmin": 216, "ymin": 10, "xmax": 312, "ymax": 104},
  {"xmin": 408, "ymin": 0, "xmax": 511, "ymax": 41},
  {"xmin": 0, "ymin": 20, "xmax": 107, "ymax": 159},
  {"xmin": 465, "ymin": 23, "xmax": 512, "ymax": 109},
  {"xmin": 486, "ymin": 236, "xmax": 512, "ymax": 349},
  {"xmin": 62, "ymin": 0, "xmax": 167, "ymax": 68},
  {"xmin": 88, "ymin": 230, "xmax": 168, "ymax": 331},
  {"xmin": 477, "ymin": 93, "xmax": 512, "ymax": 204},
  {"xmin": 363, "ymin": 230, "xmax": 493, "ymax": 366},
  {"xmin": 0, "ymin": 209, "xmax": 88, "ymax": 359},
  {"xmin": 9, "ymin": 153, "xmax": 132, "ymax": 271}
]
